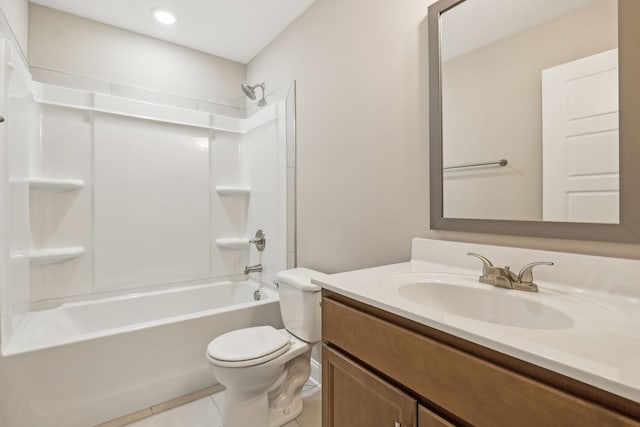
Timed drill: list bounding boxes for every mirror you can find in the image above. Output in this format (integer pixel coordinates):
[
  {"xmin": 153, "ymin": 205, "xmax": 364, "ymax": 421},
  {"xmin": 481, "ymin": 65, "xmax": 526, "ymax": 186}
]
[{"xmin": 429, "ymin": 0, "xmax": 640, "ymax": 242}]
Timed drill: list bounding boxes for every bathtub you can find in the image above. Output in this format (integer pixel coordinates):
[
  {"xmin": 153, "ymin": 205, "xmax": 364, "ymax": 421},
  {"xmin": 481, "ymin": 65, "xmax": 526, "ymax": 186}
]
[{"xmin": 0, "ymin": 279, "xmax": 283, "ymax": 427}]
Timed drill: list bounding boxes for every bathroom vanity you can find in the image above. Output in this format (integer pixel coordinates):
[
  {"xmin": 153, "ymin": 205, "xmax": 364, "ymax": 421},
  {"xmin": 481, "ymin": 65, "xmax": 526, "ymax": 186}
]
[{"xmin": 317, "ymin": 239, "xmax": 640, "ymax": 427}]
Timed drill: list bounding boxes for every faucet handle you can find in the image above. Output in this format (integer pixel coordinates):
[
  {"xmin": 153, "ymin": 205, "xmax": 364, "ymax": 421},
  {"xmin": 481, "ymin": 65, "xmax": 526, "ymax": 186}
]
[
  {"xmin": 249, "ymin": 229, "xmax": 266, "ymax": 252},
  {"xmin": 467, "ymin": 253, "xmax": 494, "ymax": 274},
  {"xmin": 517, "ymin": 262, "xmax": 554, "ymax": 284}
]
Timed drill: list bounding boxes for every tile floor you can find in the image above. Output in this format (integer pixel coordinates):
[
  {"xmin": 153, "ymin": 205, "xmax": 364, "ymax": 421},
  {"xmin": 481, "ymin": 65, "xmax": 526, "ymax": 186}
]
[{"xmin": 126, "ymin": 381, "xmax": 322, "ymax": 427}]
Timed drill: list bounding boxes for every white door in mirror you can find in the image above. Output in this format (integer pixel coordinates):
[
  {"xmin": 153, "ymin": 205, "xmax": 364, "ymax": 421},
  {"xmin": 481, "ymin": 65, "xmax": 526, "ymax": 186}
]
[{"xmin": 542, "ymin": 49, "xmax": 619, "ymax": 223}]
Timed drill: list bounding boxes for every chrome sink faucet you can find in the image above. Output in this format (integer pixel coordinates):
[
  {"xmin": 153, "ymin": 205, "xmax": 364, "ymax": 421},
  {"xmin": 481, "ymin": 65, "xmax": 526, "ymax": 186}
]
[{"xmin": 467, "ymin": 253, "xmax": 553, "ymax": 292}]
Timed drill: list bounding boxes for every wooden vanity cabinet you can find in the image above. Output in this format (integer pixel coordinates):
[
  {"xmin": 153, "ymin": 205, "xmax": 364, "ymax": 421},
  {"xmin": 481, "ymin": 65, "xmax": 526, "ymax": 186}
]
[{"xmin": 321, "ymin": 291, "xmax": 640, "ymax": 427}]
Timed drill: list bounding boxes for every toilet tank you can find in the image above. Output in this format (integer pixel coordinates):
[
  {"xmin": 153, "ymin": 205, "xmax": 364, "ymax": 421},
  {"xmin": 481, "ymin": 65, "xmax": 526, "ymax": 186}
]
[{"xmin": 276, "ymin": 268, "xmax": 327, "ymax": 343}]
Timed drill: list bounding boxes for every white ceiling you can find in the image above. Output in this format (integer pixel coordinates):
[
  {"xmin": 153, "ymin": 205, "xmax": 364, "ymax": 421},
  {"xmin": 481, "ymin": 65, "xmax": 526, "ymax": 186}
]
[
  {"xmin": 441, "ymin": 0, "xmax": 595, "ymax": 61},
  {"xmin": 29, "ymin": 0, "xmax": 317, "ymax": 64}
]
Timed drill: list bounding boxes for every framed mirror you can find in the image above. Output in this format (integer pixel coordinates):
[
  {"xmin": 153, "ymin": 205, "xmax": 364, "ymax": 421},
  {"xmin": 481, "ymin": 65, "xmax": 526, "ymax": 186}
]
[{"xmin": 428, "ymin": 0, "xmax": 640, "ymax": 242}]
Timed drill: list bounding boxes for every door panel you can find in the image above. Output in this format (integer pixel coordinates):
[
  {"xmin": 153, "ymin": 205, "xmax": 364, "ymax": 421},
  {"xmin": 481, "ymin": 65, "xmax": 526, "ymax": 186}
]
[
  {"xmin": 418, "ymin": 405, "xmax": 456, "ymax": 427},
  {"xmin": 323, "ymin": 345, "xmax": 416, "ymax": 427},
  {"xmin": 542, "ymin": 48, "xmax": 619, "ymax": 223}
]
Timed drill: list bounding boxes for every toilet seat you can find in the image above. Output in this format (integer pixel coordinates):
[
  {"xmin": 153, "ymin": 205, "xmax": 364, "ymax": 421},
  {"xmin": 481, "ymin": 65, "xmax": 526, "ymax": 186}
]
[{"xmin": 207, "ymin": 326, "xmax": 291, "ymax": 368}]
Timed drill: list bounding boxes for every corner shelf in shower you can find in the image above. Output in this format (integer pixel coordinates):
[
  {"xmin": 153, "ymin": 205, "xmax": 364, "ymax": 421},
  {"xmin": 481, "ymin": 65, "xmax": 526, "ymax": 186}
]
[
  {"xmin": 215, "ymin": 186, "xmax": 251, "ymax": 197},
  {"xmin": 216, "ymin": 238, "xmax": 250, "ymax": 250},
  {"xmin": 29, "ymin": 247, "xmax": 85, "ymax": 266},
  {"xmin": 29, "ymin": 178, "xmax": 85, "ymax": 192}
]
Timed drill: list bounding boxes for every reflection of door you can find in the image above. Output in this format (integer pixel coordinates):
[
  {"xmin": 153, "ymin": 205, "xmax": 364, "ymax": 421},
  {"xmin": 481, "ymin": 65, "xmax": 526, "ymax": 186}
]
[{"xmin": 542, "ymin": 49, "xmax": 619, "ymax": 223}]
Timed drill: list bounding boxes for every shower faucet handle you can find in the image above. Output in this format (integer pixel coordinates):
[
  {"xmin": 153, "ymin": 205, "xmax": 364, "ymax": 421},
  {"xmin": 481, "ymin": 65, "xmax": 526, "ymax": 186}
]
[{"xmin": 250, "ymin": 229, "xmax": 266, "ymax": 251}]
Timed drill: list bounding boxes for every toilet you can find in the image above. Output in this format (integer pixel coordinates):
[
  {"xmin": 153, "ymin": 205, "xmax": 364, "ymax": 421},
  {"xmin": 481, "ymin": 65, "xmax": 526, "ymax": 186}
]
[{"xmin": 206, "ymin": 268, "xmax": 326, "ymax": 427}]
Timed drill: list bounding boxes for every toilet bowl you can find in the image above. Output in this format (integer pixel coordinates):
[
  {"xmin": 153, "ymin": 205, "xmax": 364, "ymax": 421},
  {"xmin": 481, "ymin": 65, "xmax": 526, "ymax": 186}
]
[{"xmin": 206, "ymin": 268, "xmax": 326, "ymax": 427}]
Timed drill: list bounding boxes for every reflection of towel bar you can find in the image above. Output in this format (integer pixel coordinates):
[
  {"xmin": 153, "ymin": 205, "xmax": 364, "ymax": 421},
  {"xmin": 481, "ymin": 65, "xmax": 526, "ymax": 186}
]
[{"xmin": 443, "ymin": 159, "xmax": 508, "ymax": 170}]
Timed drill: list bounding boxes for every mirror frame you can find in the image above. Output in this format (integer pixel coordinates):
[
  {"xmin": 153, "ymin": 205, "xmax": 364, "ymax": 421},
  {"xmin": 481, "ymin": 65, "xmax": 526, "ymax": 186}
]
[{"xmin": 428, "ymin": 0, "xmax": 640, "ymax": 243}]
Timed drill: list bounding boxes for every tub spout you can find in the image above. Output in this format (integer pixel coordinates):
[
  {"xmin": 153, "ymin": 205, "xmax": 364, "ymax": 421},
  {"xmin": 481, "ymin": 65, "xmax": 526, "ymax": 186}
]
[{"xmin": 244, "ymin": 264, "xmax": 263, "ymax": 274}]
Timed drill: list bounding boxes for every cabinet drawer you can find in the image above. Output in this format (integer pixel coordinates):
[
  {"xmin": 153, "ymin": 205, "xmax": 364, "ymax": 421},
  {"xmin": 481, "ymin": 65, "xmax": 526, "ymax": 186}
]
[{"xmin": 322, "ymin": 297, "xmax": 639, "ymax": 427}]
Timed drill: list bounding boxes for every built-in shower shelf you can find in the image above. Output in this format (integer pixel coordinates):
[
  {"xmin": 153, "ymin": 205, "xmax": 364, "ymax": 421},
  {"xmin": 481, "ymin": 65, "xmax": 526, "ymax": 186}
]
[
  {"xmin": 29, "ymin": 247, "xmax": 85, "ymax": 266},
  {"xmin": 215, "ymin": 186, "xmax": 251, "ymax": 197},
  {"xmin": 216, "ymin": 238, "xmax": 250, "ymax": 250},
  {"xmin": 29, "ymin": 178, "xmax": 85, "ymax": 192}
]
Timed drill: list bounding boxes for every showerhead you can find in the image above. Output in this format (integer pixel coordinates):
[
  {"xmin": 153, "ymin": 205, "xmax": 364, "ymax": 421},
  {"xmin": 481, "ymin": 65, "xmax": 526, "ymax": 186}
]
[
  {"xmin": 241, "ymin": 82, "xmax": 267, "ymax": 106},
  {"xmin": 241, "ymin": 83, "xmax": 257, "ymax": 100}
]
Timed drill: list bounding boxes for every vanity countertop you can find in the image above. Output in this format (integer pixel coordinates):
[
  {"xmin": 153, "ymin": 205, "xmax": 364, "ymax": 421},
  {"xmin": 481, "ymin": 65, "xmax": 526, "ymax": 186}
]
[{"xmin": 313, "ymin": 239, "xmax": 640, "ymax": 403}]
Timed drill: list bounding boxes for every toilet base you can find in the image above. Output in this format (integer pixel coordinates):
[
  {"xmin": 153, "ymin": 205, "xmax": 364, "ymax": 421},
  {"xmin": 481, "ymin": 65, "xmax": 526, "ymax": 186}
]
[
  {"xmin": 269, "ymin": 395, "xmax": 303, "ymax": 427},
  {"xmin": 267, "ymin": 350, "xmax": 310, "ymax": 426},
  {"xmin": 210, "ymin": 331, "xmax": 313, "ymax": 427},
  {"xmin": 221, "ymin": 384, "xmax": 305, "ymax": 427},
  {"xmin": 221, "ymin": 350, "xmax": 310, "ymax": 427}
]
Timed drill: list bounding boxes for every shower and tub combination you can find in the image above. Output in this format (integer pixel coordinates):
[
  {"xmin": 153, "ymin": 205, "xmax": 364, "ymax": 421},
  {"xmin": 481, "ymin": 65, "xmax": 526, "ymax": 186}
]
[{"xmin": 0, "ymin": 37, "xmax": 297, "ymax": 426}]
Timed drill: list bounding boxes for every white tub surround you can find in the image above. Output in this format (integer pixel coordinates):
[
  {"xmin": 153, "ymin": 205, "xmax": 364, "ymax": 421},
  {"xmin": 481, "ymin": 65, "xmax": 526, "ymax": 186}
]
[
  {"xmin": 17, "ymin": 82, "xmax": 291, "ymax": 303},
  {"xmin": 314, "ymin": 238, "xmax": 640, "ymax": 403},
  {"xmin": 0, "ymin": 31, "xmax": 297, "ymax": 427},
  {"xmin": 0, "ymin": 46, "xmax": 294, "ymax": 349},
  {"xmin": 2, "ymin": 82, "xmax": 286, "ymax": 322}
]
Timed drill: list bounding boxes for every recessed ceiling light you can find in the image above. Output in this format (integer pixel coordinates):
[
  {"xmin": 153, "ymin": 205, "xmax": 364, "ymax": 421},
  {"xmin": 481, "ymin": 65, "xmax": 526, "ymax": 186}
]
[{"xmin": 152, "ymin": 8, "xmax": 177, "ymax": 25}]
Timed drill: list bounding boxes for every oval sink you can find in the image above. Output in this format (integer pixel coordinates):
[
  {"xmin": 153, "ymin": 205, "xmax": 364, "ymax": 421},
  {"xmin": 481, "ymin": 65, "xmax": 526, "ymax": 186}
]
[{"xmin": 392, "ymin": 275, "xmax": 574, "ymax": 330}]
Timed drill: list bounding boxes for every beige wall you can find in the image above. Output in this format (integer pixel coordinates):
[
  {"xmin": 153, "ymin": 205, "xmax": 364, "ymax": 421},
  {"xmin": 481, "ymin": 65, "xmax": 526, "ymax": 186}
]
[
  {"xmin": 0, "ymin": 0, "xmax": 28, "ymax": 55},
  {"xmin": 442, "ymin": 0, "xmax": 617, "ymax": 221},
  {"xmin": 248, "ymin": 0, "xmax": 640, "ymax": 274},
  {"xmin": 28, "ymin": 5, "xmax": 246, "ymax": 106},
  {"xmin": 247, "ymin": 0, "xmax": 432, "ymax": 273}
]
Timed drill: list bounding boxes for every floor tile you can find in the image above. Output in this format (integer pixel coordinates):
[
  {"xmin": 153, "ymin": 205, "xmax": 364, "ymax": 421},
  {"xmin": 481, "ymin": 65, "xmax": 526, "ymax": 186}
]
[
  {"xmin": 296, "ymin": 386, "xmax": 322, "ymax": 427},
  {"xmin": 127, "ymin": 397, "xmax": 221, "ymax": 427},
  {"xmin": 126, "ymin": 380, "xmax": 321, "ymax": 427},
  {"xmin": 152, "ymin": 385, "xmax": 222, "ymax": 414},
  {"xmin": 301, "ymin": 385, "xmax": 319, "ymax": 399},
  {"xmin": 210, "ymin": 390, "xmax": 225, "ymax": 414},
  {"xmin": 301, "ymin": 383, "xmax": 315, "ymax": 393}
]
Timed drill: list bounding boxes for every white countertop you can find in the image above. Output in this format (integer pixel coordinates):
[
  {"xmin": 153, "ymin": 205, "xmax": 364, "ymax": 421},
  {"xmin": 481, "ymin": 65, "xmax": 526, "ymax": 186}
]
[{"xmin": 313, "ymin": 239, "xmax": 640, "ymax": 403}]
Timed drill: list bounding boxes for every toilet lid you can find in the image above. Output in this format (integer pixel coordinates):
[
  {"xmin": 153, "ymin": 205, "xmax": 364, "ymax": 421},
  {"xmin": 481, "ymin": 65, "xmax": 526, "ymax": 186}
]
[{"xmin": 207, "ymin": 326, "xmax": 290, "ymax": 367}]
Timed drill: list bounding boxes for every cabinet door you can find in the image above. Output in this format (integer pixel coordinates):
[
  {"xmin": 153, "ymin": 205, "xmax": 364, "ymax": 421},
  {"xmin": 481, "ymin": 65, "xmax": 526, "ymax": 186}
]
[
  {"xmin": 323, "ymin": 345, "xmax": 416, "ymax": 427},
  {"xmin": 418, "ymin": 405, "xmax": 456, "ymax": 427}
]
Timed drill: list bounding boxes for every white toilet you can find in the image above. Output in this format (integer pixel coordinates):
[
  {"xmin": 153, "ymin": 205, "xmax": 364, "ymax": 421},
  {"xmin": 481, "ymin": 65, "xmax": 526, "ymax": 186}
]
[{"xmin": 206, "ymin": 268, "xmax": 326, "ymax": 427}]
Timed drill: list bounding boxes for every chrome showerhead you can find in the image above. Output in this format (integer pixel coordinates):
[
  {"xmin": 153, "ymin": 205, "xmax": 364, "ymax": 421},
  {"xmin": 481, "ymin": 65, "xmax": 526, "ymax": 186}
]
[
  {"xmin": 241, "ymin": 83, "xmax": 257, "ymax": 100},
  {"xmin": 241, "ymin": 82, "xmax": 267, "ymax": 106}
]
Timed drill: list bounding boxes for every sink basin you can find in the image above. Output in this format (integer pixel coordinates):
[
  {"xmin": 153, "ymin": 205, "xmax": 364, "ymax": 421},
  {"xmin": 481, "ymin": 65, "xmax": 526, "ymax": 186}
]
[{"xmin": 387, "ymin": 273, "xmax": 574, "ymax": 330}]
